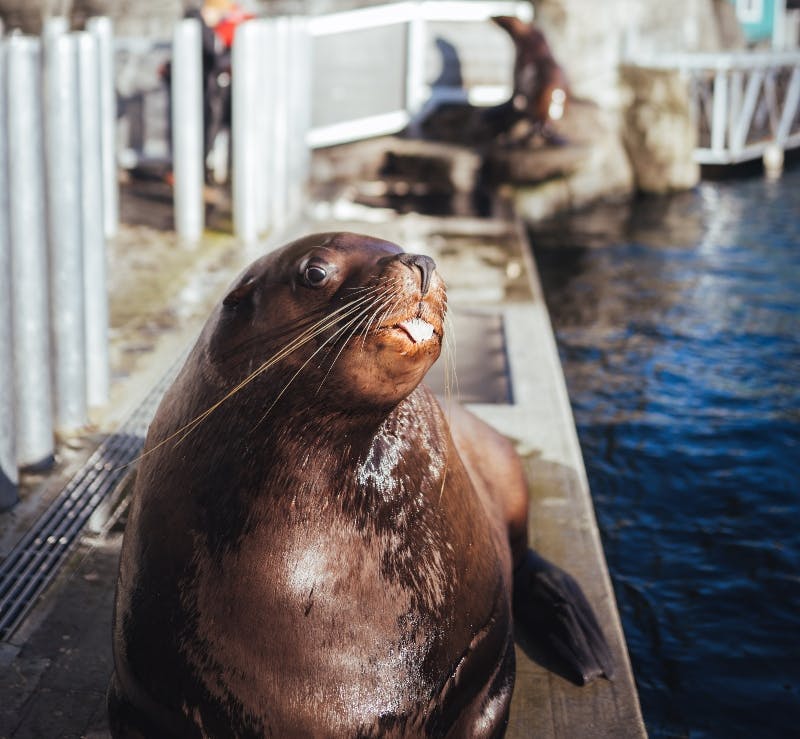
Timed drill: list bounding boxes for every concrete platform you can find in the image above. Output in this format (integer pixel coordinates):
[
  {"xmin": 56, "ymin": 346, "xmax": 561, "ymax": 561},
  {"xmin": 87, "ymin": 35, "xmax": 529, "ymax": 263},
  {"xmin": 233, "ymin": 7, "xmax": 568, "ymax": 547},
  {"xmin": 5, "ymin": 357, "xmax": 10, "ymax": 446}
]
[{"xmin": 0, "ymin": 196, "xmax": 645, "ymax": 737}]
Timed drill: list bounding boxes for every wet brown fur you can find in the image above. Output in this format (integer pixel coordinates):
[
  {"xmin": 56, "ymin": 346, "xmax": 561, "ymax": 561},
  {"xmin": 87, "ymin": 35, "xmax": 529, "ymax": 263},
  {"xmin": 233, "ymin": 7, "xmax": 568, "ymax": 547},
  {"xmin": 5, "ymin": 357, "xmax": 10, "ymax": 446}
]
[{"xmin": 490, "ymin": 16, "xmax": 570, "ymax": 140}]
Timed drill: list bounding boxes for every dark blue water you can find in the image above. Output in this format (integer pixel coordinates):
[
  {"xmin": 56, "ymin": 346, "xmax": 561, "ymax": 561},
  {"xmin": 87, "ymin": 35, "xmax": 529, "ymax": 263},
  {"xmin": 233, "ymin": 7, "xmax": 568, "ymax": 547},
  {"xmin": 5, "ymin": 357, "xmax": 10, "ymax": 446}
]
[{"xmin": 531, "ymin": 166, "xmax": 800, "ymax": 738}]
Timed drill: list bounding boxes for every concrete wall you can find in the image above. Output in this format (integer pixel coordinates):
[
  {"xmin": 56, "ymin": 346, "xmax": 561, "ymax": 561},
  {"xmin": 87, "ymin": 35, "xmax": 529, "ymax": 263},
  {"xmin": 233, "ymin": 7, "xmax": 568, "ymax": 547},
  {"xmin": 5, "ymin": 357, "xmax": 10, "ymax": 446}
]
[{"xmin": 533, "ymin": 0, "xmax": 744, "ymax": 110}]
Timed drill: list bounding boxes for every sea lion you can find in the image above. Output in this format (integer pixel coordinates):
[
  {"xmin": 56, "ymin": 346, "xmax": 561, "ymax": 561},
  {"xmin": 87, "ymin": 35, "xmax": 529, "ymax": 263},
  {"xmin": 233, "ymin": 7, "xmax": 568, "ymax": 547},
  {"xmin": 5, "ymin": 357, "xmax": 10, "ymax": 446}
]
[
  {"xmin": 109, "ymin": 232, "xmax": 613, "ymax": 737},
  {"xmin": 482, "ymin": 17, "xmax": 570, "ymax": 145}
]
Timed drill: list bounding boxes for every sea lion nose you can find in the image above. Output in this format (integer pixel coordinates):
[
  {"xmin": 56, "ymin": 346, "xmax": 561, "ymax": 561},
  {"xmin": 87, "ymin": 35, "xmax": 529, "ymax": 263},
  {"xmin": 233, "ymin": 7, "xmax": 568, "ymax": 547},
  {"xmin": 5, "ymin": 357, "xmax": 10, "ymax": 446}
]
[{"xmin": 397, "ymin": 253, "xmax": 437, "ymax": 296}]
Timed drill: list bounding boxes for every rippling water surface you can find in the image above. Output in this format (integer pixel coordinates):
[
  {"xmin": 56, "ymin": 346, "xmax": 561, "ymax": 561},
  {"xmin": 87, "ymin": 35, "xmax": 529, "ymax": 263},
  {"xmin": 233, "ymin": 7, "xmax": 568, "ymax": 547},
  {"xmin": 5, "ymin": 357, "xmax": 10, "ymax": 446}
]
[{"xmin": 531, "ymin": 166, "xmax": 800, "ymax": 738}]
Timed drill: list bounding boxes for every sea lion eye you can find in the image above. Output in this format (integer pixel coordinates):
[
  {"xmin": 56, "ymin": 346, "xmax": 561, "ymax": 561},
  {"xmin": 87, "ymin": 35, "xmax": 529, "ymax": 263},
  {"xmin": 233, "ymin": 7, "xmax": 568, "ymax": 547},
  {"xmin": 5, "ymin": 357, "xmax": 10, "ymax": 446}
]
[{"xmin": 303, "ymin": 264, "xmax": 328, "ymax": 286}]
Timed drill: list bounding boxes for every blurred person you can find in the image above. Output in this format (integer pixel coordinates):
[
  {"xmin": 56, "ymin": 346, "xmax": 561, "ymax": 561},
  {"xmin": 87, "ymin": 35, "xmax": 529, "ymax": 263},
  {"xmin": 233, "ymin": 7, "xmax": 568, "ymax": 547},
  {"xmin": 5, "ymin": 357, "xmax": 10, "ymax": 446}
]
[{"xmin": 163, "ymin": 0, "xmax": 253, "ymax": 183}]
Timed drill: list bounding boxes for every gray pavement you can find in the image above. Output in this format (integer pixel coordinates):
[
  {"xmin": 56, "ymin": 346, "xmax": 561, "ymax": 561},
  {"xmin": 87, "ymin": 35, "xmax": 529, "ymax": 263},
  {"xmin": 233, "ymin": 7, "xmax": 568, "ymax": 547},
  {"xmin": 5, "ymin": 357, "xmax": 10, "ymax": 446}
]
[{"xmin": 0, "ymin": 536, "xmax": 119, "ymax": 738}]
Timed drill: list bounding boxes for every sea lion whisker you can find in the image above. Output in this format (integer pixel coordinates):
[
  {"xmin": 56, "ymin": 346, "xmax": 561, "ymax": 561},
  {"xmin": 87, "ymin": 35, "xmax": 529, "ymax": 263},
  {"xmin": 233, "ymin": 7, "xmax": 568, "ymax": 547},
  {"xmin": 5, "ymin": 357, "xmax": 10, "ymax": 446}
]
[
  {"xmin": 251, "ymin": 300, "xmax": 384, "ymax": 430},
  {"xmin": 316, "ymin": 294, "xmax": 398, "ymax": 392},
  {"xmin": 364, "ymin": 289, "xmax": 406, "ymax": 349},
  {"xmin": 125, "ymin": 296, "xmax": 382, "ymax": 464},
  {"xmin": 132, "ymin": 282, "xmax": 422, "ymax": 465},
  {"xmin": 295, "ymin": 289, "xmax": 392, "ymax": 368},
  {"xmin": 219, "ymin": 300, "xmax": 370, "ymax": 396},
  {"xmin": 358, "ymin": 288, "xmax": 404, "ymax": 350},
  {"xmin": 438, "ymin": 313, "xmax": 458, "ymax": 507},
  {"xmin": 245, "ymin": 290, "xmax": 386, "ymax": 375},
  {"xmin": 311, "ymin": 291, "xmax": 390, "ymax": 368},
  {"xmin": 344, "ymin": 283, "xmax": 382, "ymax": 294},
  {"xmin": 442, "ymin": 312, "xmax": 459, "ymax": 405},
  {"xmin": 221, "ymin": 294, "xmax": 376, "ymax": 366},
  {"xmin": 221, "ymin": 302, "xmax": 343, "ymax": 360},
  {"xmin": 229, "ymin": 301, "xmax": 377, "ymax": 405},
  {"xmin": 320, "ymin": 291, "xmax": 394, "ymax": 363},
  {"xmin": 360, "ymin": 279, "xmax": 405, "ymax": 347}
]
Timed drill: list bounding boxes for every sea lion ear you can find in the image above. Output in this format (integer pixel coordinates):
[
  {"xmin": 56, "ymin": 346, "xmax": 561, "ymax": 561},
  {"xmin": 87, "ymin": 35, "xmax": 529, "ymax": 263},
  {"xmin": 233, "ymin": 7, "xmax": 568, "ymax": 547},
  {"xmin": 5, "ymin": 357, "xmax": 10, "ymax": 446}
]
[{"xmin": 223, "ymin": 276, "xmax": 256, "ymax": 308}]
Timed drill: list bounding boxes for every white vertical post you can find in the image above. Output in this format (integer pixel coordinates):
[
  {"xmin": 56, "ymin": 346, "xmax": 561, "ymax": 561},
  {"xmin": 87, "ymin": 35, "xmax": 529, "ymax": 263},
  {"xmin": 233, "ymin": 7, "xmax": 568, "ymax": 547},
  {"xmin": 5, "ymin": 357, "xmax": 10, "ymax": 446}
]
[
  {"xmin": 0, "ymin": 41, "xmax": 19, "ymax": 509},
  {"xmin": 233, "ymin": 19, "xmax": 264, "ymax": 244},
  {"xmin": 299, "ymin": 19, "xmax": 312, "ymax": 203},
  {"xmin": 77, "ymin": 31, "xmax": 110, "ymax": 408},
  {"xmin": 44, "ymin": 31, "xmax": 89, "ymax": 432},
  {"xmin": 728, "ymin": 69, "xmax": 743, "ymax": 149},
  {"xmin": 711, "ymin": 69, "xmax": 728, "ymax": 155},
  {"xmin": 172, "ymin": 18, "xmax": 204, "ymax": 242},
  {"xmin": 773, "ymin": 0, "xmax": 787, "ymax": 49},
  {"xmin": 7, "ymin": 36, "xmax": 55, "ymax": 469},
  {"xmin": 87, "ymin": 17, "xmax": 119, "ymax": 240},
  {"xmin": 43, "ymin": 15, "xmax": 69, "ymax": 43},
  {"xmin": 405, "ymin": 6, "xmax": 427, "ymax": 116},
  {"xmin": 254, "ymin": 19, "xmax": 275, "ymax": 237},
  {"xmin": 763, "ymin": 71, "xmax": 780, "ymax": 134},
  {"xmin": 287, "ymin": 16, "xmax": 311, "ymax": 221},
  {"xmin": 271, "ymin": 16, "xmax": 290, "ymax": 232}
]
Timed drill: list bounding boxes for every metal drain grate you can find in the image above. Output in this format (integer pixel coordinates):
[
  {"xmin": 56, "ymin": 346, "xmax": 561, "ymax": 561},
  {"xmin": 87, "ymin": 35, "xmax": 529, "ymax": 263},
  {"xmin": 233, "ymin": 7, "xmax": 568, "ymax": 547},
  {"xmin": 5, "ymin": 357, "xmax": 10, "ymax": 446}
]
[{"xmin": 0, "ymin": 363, "xmax": 181, "ymax": 641}]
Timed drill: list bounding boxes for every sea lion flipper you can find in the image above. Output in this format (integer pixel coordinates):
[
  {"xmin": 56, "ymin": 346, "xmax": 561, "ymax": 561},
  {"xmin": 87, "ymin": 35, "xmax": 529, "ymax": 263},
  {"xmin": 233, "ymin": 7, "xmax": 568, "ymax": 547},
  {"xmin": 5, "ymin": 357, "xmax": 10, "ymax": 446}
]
[{"xmin": 512, "ymin": 549, "xmax": 616, "ymax": 685}]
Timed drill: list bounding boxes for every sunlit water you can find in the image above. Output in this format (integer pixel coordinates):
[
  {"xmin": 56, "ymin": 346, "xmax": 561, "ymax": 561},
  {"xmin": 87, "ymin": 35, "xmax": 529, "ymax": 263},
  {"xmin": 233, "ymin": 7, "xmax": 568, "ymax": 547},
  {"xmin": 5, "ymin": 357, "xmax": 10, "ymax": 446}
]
[{"xmin": 530, "ymin": 166, "xmax": 800, "ymax": 738}]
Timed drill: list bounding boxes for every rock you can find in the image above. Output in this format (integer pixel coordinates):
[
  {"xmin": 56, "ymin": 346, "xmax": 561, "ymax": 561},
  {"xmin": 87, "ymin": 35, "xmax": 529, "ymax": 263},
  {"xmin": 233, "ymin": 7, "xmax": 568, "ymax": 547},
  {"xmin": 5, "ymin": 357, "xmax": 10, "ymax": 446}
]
[
  {"xmin": 491, "ymin": 101, "xmax": 634, "ymax": 223},
  {"xmin": 620, "ymin": 65, "xmax": 699, "ymax": 193}
]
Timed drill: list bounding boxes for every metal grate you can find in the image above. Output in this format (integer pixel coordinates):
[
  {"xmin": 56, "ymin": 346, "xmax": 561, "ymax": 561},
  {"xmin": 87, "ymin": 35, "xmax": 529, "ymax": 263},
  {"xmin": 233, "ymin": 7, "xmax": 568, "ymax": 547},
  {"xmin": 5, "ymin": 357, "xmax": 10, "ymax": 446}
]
[{"xmin": 0, "ymin": 363, "xmax": 180, "ymax": 641}]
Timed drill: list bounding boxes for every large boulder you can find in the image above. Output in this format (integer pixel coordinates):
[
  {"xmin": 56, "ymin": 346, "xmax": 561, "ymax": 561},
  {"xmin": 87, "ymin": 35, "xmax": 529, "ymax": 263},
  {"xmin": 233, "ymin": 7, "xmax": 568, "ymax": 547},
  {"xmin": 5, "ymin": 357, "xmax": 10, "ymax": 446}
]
[{"xmin": 620, "ymin": 65, "xmax": 699, "ymax": 193}]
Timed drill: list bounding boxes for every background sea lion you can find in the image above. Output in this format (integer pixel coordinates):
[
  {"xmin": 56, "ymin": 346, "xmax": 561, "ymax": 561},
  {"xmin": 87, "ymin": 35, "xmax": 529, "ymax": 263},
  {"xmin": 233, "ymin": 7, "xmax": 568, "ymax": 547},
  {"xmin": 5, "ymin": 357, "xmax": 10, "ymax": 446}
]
[
  {"xmin": 482, "ymin": 16, "xmax": 570, "ymax": 145},
  {"xmin": 109, "ymin": 232, "xmax": 613, "ymax": 737}
]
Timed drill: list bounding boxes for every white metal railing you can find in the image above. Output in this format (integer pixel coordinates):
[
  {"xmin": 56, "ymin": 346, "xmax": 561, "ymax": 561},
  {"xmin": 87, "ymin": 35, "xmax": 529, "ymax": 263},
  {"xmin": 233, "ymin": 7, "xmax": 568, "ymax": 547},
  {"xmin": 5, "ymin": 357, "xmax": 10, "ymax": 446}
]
[
  {"xmin": 629, "ymin": 50, "xmax": 800, "ymax": 164},
  {"xmin": 306, "ymin": 0, "xmax": 532, "ymax": 148}
]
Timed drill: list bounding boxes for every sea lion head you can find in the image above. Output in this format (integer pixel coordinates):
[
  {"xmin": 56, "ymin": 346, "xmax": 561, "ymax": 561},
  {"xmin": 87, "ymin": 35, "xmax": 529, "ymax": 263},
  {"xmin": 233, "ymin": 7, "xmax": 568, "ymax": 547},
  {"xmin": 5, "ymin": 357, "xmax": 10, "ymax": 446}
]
[{"xmin": 205, "ymin": 232, "xmax": 446, "ymax": 413}]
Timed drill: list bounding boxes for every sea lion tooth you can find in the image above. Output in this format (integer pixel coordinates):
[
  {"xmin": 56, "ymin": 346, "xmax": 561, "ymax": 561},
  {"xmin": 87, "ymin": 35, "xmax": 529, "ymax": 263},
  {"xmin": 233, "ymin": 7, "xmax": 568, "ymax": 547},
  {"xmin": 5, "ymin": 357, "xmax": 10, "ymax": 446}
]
[{"xmin": 398, "ymin": 318, "xmax": 435, "ymax": 343}]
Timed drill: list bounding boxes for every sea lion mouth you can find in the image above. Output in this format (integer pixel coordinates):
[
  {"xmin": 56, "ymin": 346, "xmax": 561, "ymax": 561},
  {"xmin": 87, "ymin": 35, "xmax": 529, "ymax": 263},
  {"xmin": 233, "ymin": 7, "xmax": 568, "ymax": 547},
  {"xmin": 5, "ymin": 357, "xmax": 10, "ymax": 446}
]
[
  {"xmin": 371, "ymin": 316, "xmax": 440, "ymax": 347},
  {"xmin": 396, "ymin": 318, "xmax": 436, "ymax": 344}
]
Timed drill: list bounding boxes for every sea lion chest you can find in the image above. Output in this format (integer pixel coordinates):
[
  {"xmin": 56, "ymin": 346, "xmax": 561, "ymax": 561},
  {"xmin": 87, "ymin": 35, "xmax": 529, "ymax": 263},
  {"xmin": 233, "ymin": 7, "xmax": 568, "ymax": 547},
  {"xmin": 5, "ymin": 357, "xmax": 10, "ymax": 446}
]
[{"xmin": 174, "ymin": 391, "xmax": 511, "ymax": 736}]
